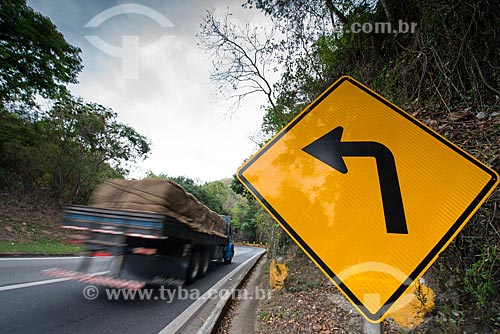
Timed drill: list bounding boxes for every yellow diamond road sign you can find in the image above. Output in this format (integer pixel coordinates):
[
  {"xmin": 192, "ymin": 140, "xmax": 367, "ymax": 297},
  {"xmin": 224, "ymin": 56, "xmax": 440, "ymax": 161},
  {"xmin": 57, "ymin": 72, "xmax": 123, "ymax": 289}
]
[{"xmin": 237, "ymin": 76, "xmax": 499, "ymax": 322}]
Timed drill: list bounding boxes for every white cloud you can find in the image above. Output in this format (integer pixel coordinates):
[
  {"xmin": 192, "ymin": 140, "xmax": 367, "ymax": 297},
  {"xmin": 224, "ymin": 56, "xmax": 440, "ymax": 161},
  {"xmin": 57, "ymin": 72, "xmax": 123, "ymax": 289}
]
[{"xmin": 28, "ymin": 0, "xmax": 270, "ymax": 182}]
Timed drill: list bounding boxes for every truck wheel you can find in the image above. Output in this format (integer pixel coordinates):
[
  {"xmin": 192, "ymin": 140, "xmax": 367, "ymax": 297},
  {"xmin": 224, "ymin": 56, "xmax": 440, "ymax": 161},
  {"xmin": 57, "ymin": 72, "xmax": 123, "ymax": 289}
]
[
  {"xmin": 224, "ymin": 247, "xmax": 234, "ymax": 264},
  {"xmin": 198, "ymin": 251, "xmax": 210, "ymax": 278},
  {"xmin": 186, "ymin": 252, "xmax": 201, "ymax": 284}
]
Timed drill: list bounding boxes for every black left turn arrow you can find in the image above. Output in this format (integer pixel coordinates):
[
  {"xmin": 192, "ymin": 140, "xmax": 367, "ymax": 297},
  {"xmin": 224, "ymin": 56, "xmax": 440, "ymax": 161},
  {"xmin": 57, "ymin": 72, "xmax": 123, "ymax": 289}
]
[{"xmin": 302, "ymin": 126, "xmax": 408, "ymax": 234}]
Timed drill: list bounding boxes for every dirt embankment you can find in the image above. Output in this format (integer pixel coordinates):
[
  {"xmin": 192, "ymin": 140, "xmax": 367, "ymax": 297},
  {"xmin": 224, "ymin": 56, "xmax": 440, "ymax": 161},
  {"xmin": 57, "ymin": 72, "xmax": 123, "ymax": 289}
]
[{"xmin": 0, "ymin": 191, "xmax": 64, "ymax": 243}]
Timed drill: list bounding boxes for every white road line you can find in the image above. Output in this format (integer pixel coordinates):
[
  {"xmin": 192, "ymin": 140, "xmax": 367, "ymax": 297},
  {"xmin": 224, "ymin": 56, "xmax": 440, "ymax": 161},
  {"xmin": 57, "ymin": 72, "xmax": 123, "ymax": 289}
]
[
  {"xmin": 0, "ymin": 271, "xmax": 109, "ymax": 292},
  {"xmin": 158, "ymin": 249, "xmax": 265, "ymax": 334},
  {"xmin": 0, "ymin": 257, "xmax": 83, "ymax": 261},
  {"xmin": 0, "ymin": 278, "xmax": 71, "ymax": 291}
]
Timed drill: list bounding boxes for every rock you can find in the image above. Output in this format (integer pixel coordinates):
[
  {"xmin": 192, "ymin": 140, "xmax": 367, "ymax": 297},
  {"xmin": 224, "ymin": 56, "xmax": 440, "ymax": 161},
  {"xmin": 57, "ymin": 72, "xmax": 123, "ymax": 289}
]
[{"xmin": 476, "ymin": 111, "xmax": 487, "ymax": 120}]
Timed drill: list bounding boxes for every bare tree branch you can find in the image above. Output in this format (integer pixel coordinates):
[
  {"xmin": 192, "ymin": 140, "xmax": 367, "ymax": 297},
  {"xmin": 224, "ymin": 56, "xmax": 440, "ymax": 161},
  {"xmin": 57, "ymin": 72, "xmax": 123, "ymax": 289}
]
[
  {"xmin": 198, "ymin": 9, "xmax": 277, "ymax": 111},
  {"xmin": 324, "ymin": 0, "xmax": 348, "ymax": 24}
]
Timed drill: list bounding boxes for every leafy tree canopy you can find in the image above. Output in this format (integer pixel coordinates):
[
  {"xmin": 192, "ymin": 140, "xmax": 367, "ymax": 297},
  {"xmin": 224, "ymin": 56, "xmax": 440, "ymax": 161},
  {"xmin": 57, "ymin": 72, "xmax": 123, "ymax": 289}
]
[
  {"xmin": 0, "ymin": 0, "xmax": 82, "ymax": 108},
  {"xmin": 0, "ymin": 96, "xmax": 151, "ymax": 203}
]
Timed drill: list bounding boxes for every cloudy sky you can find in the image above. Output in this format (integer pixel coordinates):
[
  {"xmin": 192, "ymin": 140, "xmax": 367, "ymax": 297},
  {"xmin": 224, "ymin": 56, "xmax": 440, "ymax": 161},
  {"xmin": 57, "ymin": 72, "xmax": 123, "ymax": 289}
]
[{"xmin": 27, "ymin": 0, "xmax": 272, "ymax": 183}]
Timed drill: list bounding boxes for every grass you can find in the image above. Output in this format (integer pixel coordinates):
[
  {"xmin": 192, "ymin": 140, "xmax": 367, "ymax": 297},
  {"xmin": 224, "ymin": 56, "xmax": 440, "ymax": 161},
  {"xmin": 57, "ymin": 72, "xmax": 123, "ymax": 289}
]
[{"xmin": 0, "ymin": 238, "xmax": 83, "ymax": 254}]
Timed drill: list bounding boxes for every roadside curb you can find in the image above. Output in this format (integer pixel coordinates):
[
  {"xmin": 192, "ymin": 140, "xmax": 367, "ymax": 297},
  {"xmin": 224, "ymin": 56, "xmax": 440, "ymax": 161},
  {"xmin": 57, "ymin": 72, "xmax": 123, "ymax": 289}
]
[
  {"xmin": 225, "ymin": 256, "xmax": 268, "ymax": 334},
  {"xmin": 197, "ymin": 248, "xmax": 266, "ymax": 334},
  {"xmin": 159, "ymin": 247, "xmax": 267, "ymax": 334}
]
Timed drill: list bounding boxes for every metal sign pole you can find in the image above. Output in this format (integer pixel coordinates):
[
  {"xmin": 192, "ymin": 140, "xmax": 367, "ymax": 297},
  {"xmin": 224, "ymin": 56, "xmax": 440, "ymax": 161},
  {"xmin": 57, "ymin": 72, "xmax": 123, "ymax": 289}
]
[{"xmin": 363, "ymin": 319, "xmax": 382, "ymax": 334}]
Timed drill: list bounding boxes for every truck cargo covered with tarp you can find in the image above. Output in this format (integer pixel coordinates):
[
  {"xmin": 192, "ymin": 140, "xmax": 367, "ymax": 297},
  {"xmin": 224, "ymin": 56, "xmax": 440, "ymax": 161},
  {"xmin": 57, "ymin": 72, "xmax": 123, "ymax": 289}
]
[
  {"xmin": 45, "ymin": 178, "xmax": 234, "ymax": 288},
  {"xmin": 88, "ymin": 178, "xmax": 228, "ymax": 238}
]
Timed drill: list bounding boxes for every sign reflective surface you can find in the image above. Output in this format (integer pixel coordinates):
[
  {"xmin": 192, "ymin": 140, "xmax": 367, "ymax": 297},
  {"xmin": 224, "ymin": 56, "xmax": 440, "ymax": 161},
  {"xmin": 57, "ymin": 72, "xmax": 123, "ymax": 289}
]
[{"xmin": 237, "ymin": 76, "xmax": 499, "ymax": 322}]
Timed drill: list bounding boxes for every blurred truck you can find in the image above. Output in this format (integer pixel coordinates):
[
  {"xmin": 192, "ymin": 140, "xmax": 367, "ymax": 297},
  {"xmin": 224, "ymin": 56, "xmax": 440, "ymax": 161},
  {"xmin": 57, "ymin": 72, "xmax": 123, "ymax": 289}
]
[{"xmin": 43, "ymin": 179, "xmax": 234, "ymax": 289}]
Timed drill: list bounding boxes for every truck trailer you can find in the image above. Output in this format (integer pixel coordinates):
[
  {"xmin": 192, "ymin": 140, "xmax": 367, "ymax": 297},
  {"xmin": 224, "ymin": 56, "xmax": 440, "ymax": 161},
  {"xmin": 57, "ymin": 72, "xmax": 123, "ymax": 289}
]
[{"xmin": 44, "ymin": 179, "xmax": 234, "ymax": 289}]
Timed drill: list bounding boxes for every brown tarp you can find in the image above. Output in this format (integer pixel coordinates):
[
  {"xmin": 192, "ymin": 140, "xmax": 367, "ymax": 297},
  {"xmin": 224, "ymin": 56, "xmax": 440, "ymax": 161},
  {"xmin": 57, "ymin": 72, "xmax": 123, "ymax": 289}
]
[{"xmin": 89, "ymin": 178, "xmax": 227, "ymax": 238}]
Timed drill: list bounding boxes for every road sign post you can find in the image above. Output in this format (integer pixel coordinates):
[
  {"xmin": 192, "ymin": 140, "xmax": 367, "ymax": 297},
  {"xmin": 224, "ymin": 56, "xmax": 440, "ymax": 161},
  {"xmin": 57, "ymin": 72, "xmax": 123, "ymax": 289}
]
[
  {"xmin": 364, "ymin": 320, "xmax": 381, "ymax": 334},
  {"xmin": 237, "ymin": 76, "xmax": 499, "ymax": 323}
]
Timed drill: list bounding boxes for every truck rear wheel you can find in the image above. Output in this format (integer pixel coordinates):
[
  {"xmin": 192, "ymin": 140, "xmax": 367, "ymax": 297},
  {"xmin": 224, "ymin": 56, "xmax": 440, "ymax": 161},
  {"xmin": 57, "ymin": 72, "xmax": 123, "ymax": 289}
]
[
  {"xmin": 198, "ymin": 250, "xmax": 210, "ymax": 278},
  {"xmin": 186, "ymin": 252, "xmax": 200, "ymax": 284},
  {"xmin": 224, "ymin": 247, "xmax": 234, "ymax": 264}
]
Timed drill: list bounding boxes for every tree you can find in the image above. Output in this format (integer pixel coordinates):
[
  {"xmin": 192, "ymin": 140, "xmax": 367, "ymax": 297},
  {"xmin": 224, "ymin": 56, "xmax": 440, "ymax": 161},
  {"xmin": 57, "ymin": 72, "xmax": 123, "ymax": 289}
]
[
  {"xmin": 229, "ymin": 197, "xmax": 259, "ymax": 242},
  {"xmin": 0, "ymin": 0, "xmax": 82, "ymax": 109},
  {"xmin": 245, "ymin": 0, "xmax": 348, "ymax": 26},
  {"xmin": 0, "ymin": 96, "xmax": 151, "ymax": 204},
  {"xmin": 201, "ymin": 180, "xmax": 238, "ymax": 215},
  {"xmin": 230, "ymin": 174, "xmax": 253, "ymax": 200},
  {"xmin": 146, "ymin": 173, "xmax": 225, "ymax": 214},
  {"xmin": 198, "ymin": 9, "xmax": 277, "ymax": 111},
  {"xmin": 46, "ymin": 96, "xmax": 150, "ymax": 202},
  {"xmin": 198, "ymin": 1, "xmax": 352, "ymax": 137}
]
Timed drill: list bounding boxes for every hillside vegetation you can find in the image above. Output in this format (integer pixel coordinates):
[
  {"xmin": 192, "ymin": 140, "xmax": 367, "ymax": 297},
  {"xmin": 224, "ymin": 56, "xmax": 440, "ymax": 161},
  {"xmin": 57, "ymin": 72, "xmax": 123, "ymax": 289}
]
[{"xmin": 200, "ymin": 0, "xmax": 499, "ymax": 332}]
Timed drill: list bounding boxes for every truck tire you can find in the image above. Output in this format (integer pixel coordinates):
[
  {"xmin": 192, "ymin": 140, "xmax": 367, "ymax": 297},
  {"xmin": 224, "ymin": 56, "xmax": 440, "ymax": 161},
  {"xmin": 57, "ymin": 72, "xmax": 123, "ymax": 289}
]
[
  {"xmin": 224, "ymin": 247, "xmax": 234, "ymax": 264},
  {"xmin": 186, "ymin": 252, "xmax": 201, "ymax": 284},
  {"xmin": 198, "ymin": 250, "xmax": 210, "ymax": 278}
]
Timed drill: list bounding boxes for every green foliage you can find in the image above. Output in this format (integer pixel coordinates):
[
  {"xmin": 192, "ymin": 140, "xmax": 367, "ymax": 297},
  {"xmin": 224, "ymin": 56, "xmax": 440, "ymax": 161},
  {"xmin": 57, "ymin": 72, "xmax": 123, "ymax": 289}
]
[
  {"xmin": 148, "ymin": 174, "xmax": 200, "ymax": 194},
  {"xmin": 0, "ymin": 0, "xmax": 82, "ymax": 108},
  {"xmin": 0, "ymin": 239, "xmax": 82, "ymax": 254},
  {"xmin": 146, "ymin": 173, "xmax": 239, "ymax": 215},
  {"xmin": 463, "ymin": 245, "xmax": 498, "ymax": 309},
  {"xmin": 49, "ymin": 96, "xmax": 150, "ymax": 184},
  {"xmin": 239, "ymin": 200, "xmax": 259, "ymax": 242},
  {"xmin": 0, "ymin": 0, "xmax": 151, "ymax": 206},
  {"xmin": 205, "ymin": 0, "xmax": 500, "ymax": 331},
  {"xmin": 149, "ymin": 171, "xmax": 266, "ymax": 243},
  {"xmin": 229, "ymin": 199, "xmax": 247, "ymax": 230},
  {"xmin": 148, "ymin": 174, "xmax": 263, "ymax": 242},
  {"xmin": 255, "ymin": 0, "xmax": 499, "ymax": 138},
  {"xmin": 0, "ymin": 96, "xmax": 150, "ymax": 204},
  {"xmin": 200, "ymin": 181, "xmax": 232, "ymax": 215},
  {"xmin": 230, "ymin": 174, "xmax": 254, "ymax": 200}
]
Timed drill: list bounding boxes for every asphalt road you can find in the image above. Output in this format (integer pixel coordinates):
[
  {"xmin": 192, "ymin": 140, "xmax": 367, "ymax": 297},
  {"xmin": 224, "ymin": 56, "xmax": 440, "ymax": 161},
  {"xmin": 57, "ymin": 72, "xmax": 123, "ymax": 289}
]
[{"xmin": 0, "ymin": 246, "xmax": 263, "ymax": 334}]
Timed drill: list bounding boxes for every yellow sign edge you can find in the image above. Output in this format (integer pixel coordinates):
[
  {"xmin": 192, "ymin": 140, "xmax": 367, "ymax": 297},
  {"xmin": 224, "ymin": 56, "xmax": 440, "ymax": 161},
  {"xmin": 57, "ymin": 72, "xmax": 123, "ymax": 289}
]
[{"xmin": 236, "ymin": 75, "xmax": 499, "ymax": 322}]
